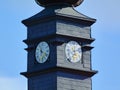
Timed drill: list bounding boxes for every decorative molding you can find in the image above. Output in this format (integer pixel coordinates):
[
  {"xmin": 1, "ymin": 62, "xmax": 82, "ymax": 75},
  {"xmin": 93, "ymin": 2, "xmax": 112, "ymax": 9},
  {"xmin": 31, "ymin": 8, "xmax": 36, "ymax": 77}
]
[{"xmin": 21, "ymin": 66, "xmax": 98, "ymax": 78}]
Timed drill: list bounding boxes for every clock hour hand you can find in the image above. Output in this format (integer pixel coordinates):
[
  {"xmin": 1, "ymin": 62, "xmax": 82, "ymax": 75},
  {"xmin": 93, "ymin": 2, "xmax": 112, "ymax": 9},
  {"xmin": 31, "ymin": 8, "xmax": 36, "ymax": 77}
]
[{"xmin": 40, "ymin": 49, "xmax": 43, "ymax": 53}]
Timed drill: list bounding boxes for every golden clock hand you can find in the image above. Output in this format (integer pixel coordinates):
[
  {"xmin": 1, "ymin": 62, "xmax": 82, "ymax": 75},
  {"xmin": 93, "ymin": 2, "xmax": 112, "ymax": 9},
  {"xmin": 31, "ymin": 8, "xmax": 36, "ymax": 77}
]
[
  {"xmin": 41, "ymin": 52, "xmax": 47, "ymax": 60},
  {"xmin": 42, "ymin": 52, "xmax": 46, "ymax": 58},
  {"xmin": 73, "ymin": 52, "xmax": 79, "ymax": 60},
  {"xmin": 40, "ymin": 55, "xmax": 42, "ymax": 61}
]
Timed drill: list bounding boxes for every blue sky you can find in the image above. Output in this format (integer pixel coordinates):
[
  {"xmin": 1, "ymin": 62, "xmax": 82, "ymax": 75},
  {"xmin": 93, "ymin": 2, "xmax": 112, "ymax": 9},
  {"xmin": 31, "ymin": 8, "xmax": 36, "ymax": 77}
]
[{"xmin": 0, "ymin": 0, "xmax": 120, "ymax": 90}]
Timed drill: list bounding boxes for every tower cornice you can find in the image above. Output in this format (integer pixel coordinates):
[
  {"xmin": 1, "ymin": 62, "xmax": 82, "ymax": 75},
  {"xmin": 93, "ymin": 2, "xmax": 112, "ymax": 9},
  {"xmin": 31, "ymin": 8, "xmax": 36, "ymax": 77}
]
[
  {"xmin": 21, "ymin": 66, "xmax": 98, "ymax": 78},
  {"xmin": 22, "ymin": 10, "xmax": 96, "ymax": 27}
]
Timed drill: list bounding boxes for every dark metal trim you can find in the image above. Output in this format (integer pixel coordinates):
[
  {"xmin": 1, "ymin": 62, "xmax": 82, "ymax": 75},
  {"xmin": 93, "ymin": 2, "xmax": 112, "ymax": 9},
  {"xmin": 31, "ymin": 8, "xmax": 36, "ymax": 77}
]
[
  {"xmin": 22, "ymin": 14, "xmax": 96, "ymax": 27},
  {"xmin": 21, "ymin": 66, "xmax": 98, "ymax": 78},
  {"xmin": 23, "ymin": 34, "xmax": 95, "ymax": 45}
]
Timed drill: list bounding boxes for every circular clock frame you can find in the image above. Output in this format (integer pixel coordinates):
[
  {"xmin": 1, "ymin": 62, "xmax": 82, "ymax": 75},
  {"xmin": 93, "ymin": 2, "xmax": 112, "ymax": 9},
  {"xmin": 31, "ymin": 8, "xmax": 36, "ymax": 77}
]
[
  {"xmin": 65, "ymin": 41, "xmax": 82, "ymax": 63},
  {"xmin": 35, "ymin": 41, "xmax": 50, "ymax": 63}
]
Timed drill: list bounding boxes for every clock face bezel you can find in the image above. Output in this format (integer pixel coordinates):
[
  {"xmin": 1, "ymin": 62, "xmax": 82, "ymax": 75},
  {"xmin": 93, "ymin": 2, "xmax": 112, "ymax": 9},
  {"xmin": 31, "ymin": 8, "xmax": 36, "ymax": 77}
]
[
  {"xmin": 35, "ymin": 41, "xmax": 50, "ymax": 63},
  {"xmin": 65, "ymin": 41, "xmax": 82, "ymax": 63}
]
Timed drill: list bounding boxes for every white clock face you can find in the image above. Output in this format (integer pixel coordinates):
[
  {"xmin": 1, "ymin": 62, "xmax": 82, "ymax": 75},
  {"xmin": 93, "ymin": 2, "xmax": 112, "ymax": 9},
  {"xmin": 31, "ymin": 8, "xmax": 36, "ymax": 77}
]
[
  {"xmin": 65, "ymin": 41, "xmax": 82, "ymax": 63},
  {"xmin": 35, "ymin": 41, "xmax": 50, "ymax": 63}
]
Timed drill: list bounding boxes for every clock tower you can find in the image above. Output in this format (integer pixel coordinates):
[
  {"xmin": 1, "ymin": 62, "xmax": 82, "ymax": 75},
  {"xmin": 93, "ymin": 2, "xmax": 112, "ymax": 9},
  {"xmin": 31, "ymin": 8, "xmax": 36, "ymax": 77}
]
[{"xmin": 21, "ymin": 0, "xmax": 97, "ymax": 90}]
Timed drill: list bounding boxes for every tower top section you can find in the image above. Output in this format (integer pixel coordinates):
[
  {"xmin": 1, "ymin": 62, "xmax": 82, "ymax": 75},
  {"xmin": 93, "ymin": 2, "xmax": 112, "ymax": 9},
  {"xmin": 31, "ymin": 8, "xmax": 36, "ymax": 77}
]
[{"xmin": 35, "ymin": 0, "xmax": 84, "ymax": 7}]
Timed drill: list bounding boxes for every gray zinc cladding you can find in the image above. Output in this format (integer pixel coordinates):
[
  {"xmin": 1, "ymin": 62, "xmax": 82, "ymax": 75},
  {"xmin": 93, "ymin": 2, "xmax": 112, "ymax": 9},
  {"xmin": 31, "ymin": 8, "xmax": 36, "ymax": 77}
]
[{"xmin": 21, "ymin": 2, "xmax": 97, "ymax": 90}]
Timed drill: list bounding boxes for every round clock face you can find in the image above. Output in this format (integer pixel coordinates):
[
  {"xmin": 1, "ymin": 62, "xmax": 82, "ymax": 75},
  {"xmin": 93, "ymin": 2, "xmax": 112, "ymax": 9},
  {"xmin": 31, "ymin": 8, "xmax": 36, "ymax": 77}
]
[
  {"xmin": 65, "ymin": 41, "xmax": 82, "ymax": 63},
  {"xmin": 35, "ymin": 41, "xmax": 50, "ymax": 63}
]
